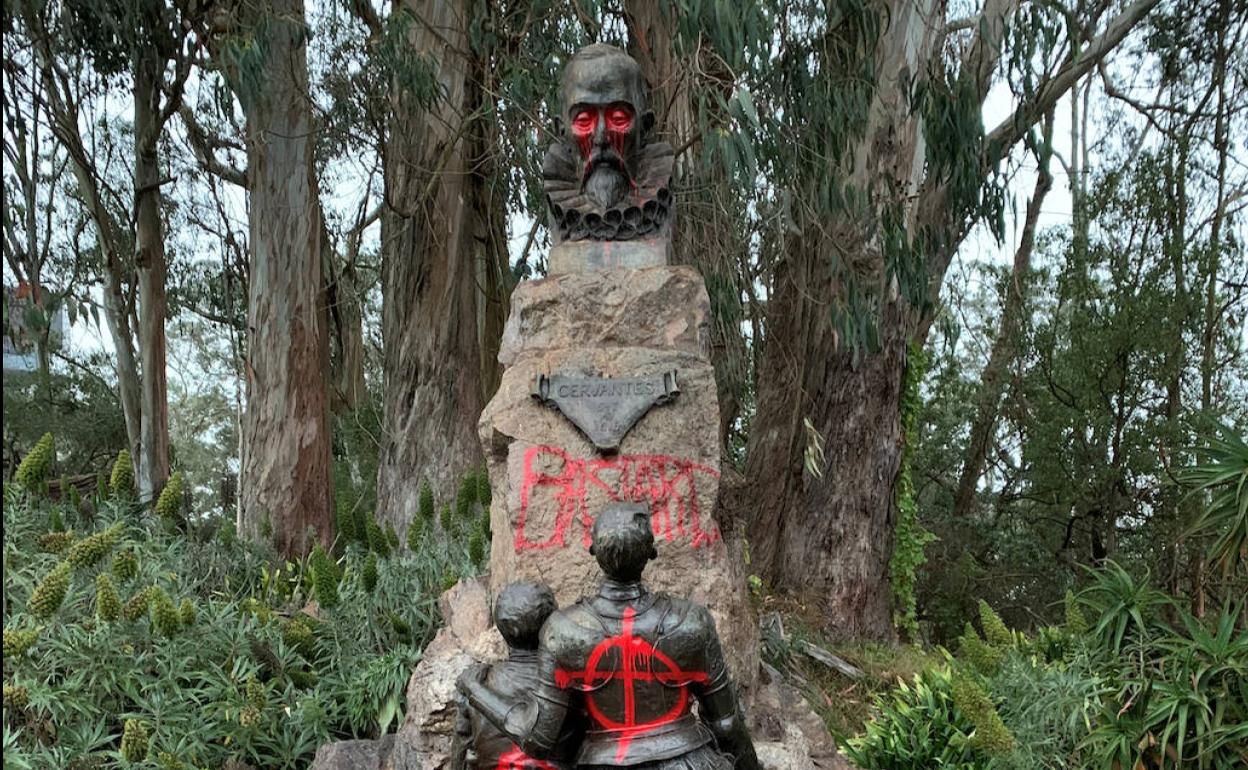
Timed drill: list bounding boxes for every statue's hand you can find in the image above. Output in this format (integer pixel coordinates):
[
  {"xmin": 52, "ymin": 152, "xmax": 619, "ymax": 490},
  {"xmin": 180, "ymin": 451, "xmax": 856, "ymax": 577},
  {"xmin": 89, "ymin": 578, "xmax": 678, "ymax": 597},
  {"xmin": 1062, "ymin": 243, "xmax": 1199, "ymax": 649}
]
[{"xmin": 456, "ymin": 662, "xmax": 488, "ymax": 696}]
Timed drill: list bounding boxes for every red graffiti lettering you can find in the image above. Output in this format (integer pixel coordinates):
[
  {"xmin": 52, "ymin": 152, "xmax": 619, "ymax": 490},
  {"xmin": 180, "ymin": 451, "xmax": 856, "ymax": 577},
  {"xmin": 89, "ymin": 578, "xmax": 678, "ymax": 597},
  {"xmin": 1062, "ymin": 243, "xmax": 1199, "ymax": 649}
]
[{"xmin": 516, "ymin": 446, "xmax": 720, "ymax": 552}]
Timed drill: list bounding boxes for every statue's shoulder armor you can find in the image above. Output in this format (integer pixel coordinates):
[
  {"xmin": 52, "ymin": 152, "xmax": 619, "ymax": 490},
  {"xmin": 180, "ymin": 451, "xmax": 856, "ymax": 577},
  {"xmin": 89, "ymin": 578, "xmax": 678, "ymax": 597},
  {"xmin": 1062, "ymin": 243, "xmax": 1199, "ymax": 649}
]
[
  {"xmin": 540, "ymin": 602, "xmax": 608, "ymax": 659},
  {"xmin": 651, "ymin": 593, "xmax": 712, "ymax": 637}
]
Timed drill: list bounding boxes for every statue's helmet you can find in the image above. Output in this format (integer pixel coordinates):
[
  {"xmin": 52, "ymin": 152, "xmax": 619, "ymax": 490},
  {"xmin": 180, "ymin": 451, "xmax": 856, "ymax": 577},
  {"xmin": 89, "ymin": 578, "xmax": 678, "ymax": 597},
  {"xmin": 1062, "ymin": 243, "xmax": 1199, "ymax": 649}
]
[
  {"xmin": 558, "ymin": 44, "xmax": 654, "ymax": 189},
  {"xmin": 492, "ymin": 581, "xmax": 557, "ymax": 650},
  {"xmin": 589, "ymin": 502, "xmax": 657, "ymax": 582}
]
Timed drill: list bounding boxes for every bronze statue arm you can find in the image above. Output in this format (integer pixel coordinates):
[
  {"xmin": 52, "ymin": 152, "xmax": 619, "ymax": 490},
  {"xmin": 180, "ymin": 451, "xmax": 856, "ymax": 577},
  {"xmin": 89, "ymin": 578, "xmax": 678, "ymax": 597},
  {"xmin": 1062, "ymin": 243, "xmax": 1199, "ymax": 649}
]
[
  {"xmin": 693, "ymin": 609, "xmax": 760, "ymax": 770},
  {"xmin": 450, "ymin": 692, "xmax": 474, "ymax": 770},
  {"xmin": 457, "ymin": 648, "xmax": 571, "ymax": 759}
]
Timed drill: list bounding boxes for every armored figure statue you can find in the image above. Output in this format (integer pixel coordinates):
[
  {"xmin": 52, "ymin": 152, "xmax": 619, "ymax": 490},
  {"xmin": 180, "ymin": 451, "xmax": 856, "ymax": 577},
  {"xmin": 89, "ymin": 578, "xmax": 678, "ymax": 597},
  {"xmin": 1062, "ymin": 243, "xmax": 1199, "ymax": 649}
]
[
  {"xmin": 452, "ymin": 582, "xmax": 582, "ymax": 770},
  {"xmin": 543, "ymin": 44, "xmax": 675, "ymax": 243},
  {"xmin": 458, "ymin": 504, "xmax": 759, "ymax": 770}
]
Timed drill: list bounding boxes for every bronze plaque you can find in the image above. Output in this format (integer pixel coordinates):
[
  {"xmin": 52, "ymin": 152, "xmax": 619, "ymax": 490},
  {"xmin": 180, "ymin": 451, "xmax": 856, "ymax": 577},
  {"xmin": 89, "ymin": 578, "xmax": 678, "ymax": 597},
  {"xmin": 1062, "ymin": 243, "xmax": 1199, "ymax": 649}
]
[{"xmin": 531, "ymin": 371, "xmax": 679, "ymax": 453}]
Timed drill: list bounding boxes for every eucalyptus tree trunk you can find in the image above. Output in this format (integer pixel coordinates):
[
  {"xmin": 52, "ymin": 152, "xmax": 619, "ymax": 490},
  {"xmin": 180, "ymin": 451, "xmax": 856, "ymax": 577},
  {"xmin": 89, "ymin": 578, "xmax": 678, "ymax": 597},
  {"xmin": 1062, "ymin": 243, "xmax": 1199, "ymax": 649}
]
[
  {"xmin": 376, "ymin": 0, "xmax": 486, "ymax": 531},
  {"xmin": 742, "ymin": 0, "xmax": 1157, "ymax": 639},
  {"xmin": 133, "ymin": 38, "xmax": 170, "ymax": 501},
  {"xmin": 233, "ymin": 0, "xmax": 334, "ymax": 558},
  {"xmin": 625, "ymin": 1, "xmax": 750, "ymax": 454}
]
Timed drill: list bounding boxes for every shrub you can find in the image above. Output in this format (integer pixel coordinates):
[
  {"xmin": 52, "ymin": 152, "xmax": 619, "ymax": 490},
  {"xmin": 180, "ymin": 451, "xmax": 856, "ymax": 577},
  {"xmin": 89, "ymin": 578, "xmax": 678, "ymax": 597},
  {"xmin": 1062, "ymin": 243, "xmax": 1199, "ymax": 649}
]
[
  {"xmin": 456, "ymin": 474, "xmax": 476, "ymax": 521},
  {"xmin": 155, "ymin": 472, "xmax": 184, "ymax": 520},
  {"xmin": 978, "ymin": 600, "xmax": 1013, "ymax": 648},
  {"xmin": 363, "ymin": 553, "xmax": 379, "ymax": 593},
  {"xmin": 109, "ymin": 449, "xmax": 134, "ymax": 497},
  {"xmin": 29, "ymin": 560, "xmax": 72, "ymax": 618},
  {"xmin": 406, "ymin": 516, "xmax": 425, "ymax": 551},
  {"xmin": 476, "ymin": 468, "xmax": 492, "ymax": 508},
  {"xmin": 844, "ymin": 664, "xmax": 990, "ymax": 769},
  {"xmin": 96, "ymin": 573, "xmax": 122, "ymax": 622},
  {"xmin": 113, "ymin": 549, "xmax": 139, "ymax": 583},
  {"xmin": 120, "ymin": 718, "xmax": 150, "ymax": 762},
  {"xmin": 419, "ymin": 480, "xmax": 434, "ymax": 522},
  {"xmin": 67, "ymin": 521, "xmax": 123, "ymax": 569},
  {"xmin": 2, "ymin": 486, "xmax": 480, "ymax": 767},
  {"xmin": 3, "ymin": 627, "xmax": 41, "ymax": 657},
  {"xmin": 15, "ymin": 432, "xmax": 55, "ymax": 491},
  {"xmin": 310, "ymin": 544, "xmax": 340, "ymax": 608}
]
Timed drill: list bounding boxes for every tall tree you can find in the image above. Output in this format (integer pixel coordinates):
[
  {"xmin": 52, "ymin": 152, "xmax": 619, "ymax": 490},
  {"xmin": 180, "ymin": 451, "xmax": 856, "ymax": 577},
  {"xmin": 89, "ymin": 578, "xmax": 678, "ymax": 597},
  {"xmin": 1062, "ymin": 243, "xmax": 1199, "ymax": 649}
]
[
  {"xmin": 732, "ymin": 0, "xmax": 1159, "ymax": 638},
  {"xmin": 16, "ymin": 0, "xmax": 187, "ymax": 500},
  {"xmin": 209, "ymin": 0, "xmax": 334, "ymax": 557},
  {"xmin": 355, "ymin": 0, "xmax": 492, "ymax": 529}
]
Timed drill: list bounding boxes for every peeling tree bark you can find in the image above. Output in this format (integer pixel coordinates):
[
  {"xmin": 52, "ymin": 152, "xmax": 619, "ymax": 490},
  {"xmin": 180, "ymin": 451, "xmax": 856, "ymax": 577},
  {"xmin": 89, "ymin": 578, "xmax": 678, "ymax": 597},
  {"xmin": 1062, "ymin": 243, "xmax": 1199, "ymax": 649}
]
[
  {"xmin": 230, "ymin": 0, "xmax": 334, "ymax": 558},
  {"xmin": 376, "ymin": 0, "xmax": 487, "ymax": 531},
  {"xmin": 742, "ymin": 0, "xmax": 1156, "ymax": 639},
  {"xmin": 133, "ymin": 34, "xmax": 171, "ymax": 501}
]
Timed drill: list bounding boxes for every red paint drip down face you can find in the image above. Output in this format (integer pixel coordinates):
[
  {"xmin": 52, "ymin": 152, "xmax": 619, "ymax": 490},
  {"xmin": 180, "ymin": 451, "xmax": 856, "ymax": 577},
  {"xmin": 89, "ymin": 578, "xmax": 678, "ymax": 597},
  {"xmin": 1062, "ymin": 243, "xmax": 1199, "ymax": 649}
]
[{"xmin": 571, "ymin": 104, "xmax": 635, "ymax": 176}]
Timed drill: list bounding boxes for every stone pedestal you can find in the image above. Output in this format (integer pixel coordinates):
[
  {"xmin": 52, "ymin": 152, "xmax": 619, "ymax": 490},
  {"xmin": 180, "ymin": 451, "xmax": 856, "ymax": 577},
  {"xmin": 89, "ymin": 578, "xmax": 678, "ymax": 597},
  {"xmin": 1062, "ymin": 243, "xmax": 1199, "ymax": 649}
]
[
  {"xmin": 480, "ymin": 265, "xmax": 758, "ymax": 687},
  {"xmin": 385, "ymin": 265, "xmax": 844, "ymax": 770}
]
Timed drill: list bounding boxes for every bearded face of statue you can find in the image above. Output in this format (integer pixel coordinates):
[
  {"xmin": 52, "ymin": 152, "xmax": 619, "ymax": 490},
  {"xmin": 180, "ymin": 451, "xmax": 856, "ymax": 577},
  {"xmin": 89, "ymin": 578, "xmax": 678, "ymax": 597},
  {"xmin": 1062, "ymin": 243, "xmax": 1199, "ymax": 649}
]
[{"xmin": 559, "ymin": 45, "xmax": 654, "ymax": 210}]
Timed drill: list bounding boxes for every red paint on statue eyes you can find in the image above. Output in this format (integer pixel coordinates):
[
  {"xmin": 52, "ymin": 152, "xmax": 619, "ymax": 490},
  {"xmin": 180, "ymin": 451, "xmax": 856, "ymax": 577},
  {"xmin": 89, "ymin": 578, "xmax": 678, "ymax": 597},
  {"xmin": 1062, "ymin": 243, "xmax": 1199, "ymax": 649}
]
[
  {"xmin": 606, "ymin": 106, "xmax": 633, "ymax": 160},
  {"xmin": 572, "ymin": 109, "xmax": 597, "ymax": 160}
]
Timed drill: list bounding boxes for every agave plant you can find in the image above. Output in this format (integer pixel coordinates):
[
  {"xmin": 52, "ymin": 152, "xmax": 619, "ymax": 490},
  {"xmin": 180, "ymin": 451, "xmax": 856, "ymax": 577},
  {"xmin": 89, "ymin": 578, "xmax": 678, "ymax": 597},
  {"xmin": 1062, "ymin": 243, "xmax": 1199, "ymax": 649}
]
[
  {"xmin": 1178, "ymin": 421, "xmax": 1248, "ymax": 577},
  {"xmin": 1077, "ymin": 561, "xmax": 1171, "ymax": 655}
]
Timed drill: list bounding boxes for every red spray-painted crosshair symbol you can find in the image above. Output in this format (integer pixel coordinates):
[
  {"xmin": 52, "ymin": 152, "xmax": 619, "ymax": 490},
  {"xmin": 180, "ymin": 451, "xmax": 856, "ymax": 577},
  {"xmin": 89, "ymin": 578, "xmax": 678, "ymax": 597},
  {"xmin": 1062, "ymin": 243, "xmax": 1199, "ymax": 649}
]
[
  {"xmin": 555, "ymin": 607, "xmax": 708, "ymax": 762},
  {"xmin": 496, "ymin": 744, "xmax": 558, "ymax": 770}
]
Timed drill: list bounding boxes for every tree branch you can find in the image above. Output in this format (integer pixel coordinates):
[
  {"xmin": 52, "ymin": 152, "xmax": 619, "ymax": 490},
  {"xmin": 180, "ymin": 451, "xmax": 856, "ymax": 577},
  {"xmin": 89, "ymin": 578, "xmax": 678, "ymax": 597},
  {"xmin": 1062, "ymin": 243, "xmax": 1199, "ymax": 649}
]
[
  {"xmin": 984, "ymin": 0, "xmax": 1161, "ymax": 167},
  {"xmin": 178, "ymin": 106, "xmax": 248, "ymax": 187}
]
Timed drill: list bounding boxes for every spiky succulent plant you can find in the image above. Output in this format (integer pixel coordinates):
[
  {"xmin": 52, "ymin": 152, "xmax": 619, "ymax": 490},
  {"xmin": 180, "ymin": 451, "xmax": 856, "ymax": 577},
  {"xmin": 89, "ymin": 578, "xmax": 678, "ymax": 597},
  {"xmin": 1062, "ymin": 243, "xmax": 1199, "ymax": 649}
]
[
  {"xmin": 309, "ymin": 544, "xmax": 340, "ymax": 609},
  {"xmin": 109, "ymin": 450, "xmax": 134, "ymax": 497},
  {"xmin": 123, "ymin": 586, "xmax": 154, "ymax": 622},
  {"xmin": 15, "ymin": 432, "xmax": 55, "ymax": 491},
  {"xmin": 154, "ymin": 472, "xmax": 184, "ymax": 519},
  {"xmin": 120, "ymin": 718, "xmax": 150, "ymax": 762},
  {"xmin": 362, "ymin": 552, "xmax": 379, "ymax": 592},
  {"xmin": 29, "ymin": 560, "xmax": 71, "ymax": 618},
  {"xmin": 67, "ymin": 521, "xmax": 122, "ymax": 569},
  {"xmin": 179, "ymin": 598, "xmax": 197, "ymax": 627},
  {"xmin": 150, "ymin": 586, "xmax": 180, "ymax": 637},
  {"xmin": 113, "ymin": 548, "xmax": 139, "ymax": 582},
  {"xmin": 39, "ymin": 530, "xmax": 75, "ymax": 554},
  {"xmin": 3, "ymin": 627, "xmax": 41, "ymax": 657},
  {"xmin": 96, "ymin": 573, "xmax": 122, "ymax": 622}
]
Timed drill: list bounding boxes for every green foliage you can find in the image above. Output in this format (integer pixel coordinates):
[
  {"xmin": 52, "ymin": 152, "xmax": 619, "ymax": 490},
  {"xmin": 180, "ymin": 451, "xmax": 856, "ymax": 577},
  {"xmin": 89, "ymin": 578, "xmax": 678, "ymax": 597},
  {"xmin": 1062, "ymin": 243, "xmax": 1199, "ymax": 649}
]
[
  {"xmin": 950, "ymin": 671, "xmax": 1014, "ymax": 754},
  {"xmin": 844, "ymin": 664, "xmax": 990, "ymax": 769},
  {"xmin": 310, "ymin": 544, "xmax": 341, "ymax": 609},
  {"xmin": 155, "ymin": 472, "xmax": 185, "ymax": 520},
  {"xmin": 385, "ymin": 522, "xmax": 400, "ymax": 551},
  {"xmin": 112, "ymin": 549, "xmax": 139, "ymax": 583},
  {"xmin": 406, "ymin": 516, "xmax": 425, "ymax": 551},
  {"xmin": 365, "ymin": 517, "xmax": 391, "ymax": 559},
  {"xmin": 49, "ymin": 507, "xmax": 66, "ymax": 533},
  {"xmin": 891, "ymin": 343, "xmax": 934, "ymax": 639},
  {"xmin": 439, "ymin": 503, "xmax": 452, "ymax": 533},
  {"xmin": 362, "ymin": 553, "xmax": 379, "ymax": 593},
  {"xmin": 66, "ymin": 521, "xmax": 122, "ymax": 569},
  {"xmin": 4, "ymin": 627, "xmax": 41, "ymax": 657},
  {"xmin": 123, "ymin": 586, "xmax": 154, "ymax": 622},
  {"xmin": 120, "ymin": 718, "xmax": 150, "ymax": 762},
  {"xmin": 29, "ymin": 560, "xmax": 71, "ymax": 618},
  {"xmin": 4, "ymin": 683, "xmax": 31, "ymax": 711},
  {"xmin": 467, "ymin": 527, "xmax": 486, "ymax": 566},
  {"xmin": 15, "ymin": 432, "xmax": 55, "ymax": 492},
  {"xmin": 978, "ymin": 601, "xmax": 1013, "ymax": 648},
  {"xmin": 109, "ymin": 450, "xmax": 134, "ymax": 497},
  {"xmin": 1178, "ymin": 421, "xmax": 1248, "ymax": 576},
  {"xmin": 334, "ymin": 502, "xmax": 356, "ymax": 547},
  {"xmin": 419, "ymin": 480, "xmax": 434, "ymax": 523},
  {"xmin": 1077, "ymin": 561, "xmax": 1170, "ymax": 654},
  {"xmin": 178, "ymin": 598, "xmax": 196, "ymax": 627},
  {"xmin": 1063, "ymin": 590, "xmax": 1088, "ymax": 636},
  {"xmin": 95, "ymin": 573, "xmax": 121, "ymax": 622},
  {"xmin": 956, "ymin": 622, "xmax": 1004, "ymax": 676},
  {"xmin": 456, "ymin": 474, "xmax": 476, "ymax": 521},
  {"xmin": 39, "ymin": 530, "xmax": 75, "ymax": 554},
  {"xmin": 2, "ymin": 488, "xmax": 479, "ymax": 767},
  {"xmin": 149, "ymin": 586, "xmax": 181, "ymax": 637},
  {"xmin": 476, "ymin": 468, "xmax": 492, "ymax": 508}
]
